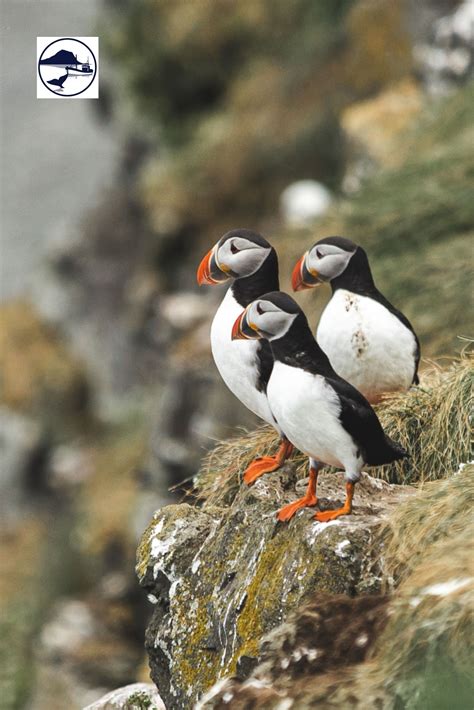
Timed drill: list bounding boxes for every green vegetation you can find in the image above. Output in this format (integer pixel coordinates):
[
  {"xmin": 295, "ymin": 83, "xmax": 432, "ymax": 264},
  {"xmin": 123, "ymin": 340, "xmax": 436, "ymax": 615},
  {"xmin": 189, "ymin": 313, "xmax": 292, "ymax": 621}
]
[
  {"xmin": 127, "ymin": 689, "xmax": 156, "ymax": 709},
  {"xmin": 275, "ymin": 82, "xmax": 474, "ymax": 356}
]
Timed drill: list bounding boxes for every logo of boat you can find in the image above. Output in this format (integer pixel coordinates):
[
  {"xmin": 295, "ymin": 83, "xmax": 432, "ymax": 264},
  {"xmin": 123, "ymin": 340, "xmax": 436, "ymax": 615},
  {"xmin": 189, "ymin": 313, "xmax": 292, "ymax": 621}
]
[{"xmin": 37, "ymin": 38, "xmax": 97, "ymax": 98}]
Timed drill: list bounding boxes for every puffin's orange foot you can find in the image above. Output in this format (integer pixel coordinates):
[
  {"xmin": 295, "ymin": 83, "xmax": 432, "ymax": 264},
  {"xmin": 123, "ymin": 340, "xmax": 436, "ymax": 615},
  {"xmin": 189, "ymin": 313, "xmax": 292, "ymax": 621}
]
[
  {"xmin": 314, "ymin": 507, "xmax": 351, "ymax": 523},
  {"xmin": 277, "ymin": 495, "xmax": 318, "ymax": 522},
  {"xmin": 314, "ymin": 482, "xmax": 355, "ymax": 523},
  {"xmin": 243, "ymin": 456, "xmax": 280, "ymax": 484}
]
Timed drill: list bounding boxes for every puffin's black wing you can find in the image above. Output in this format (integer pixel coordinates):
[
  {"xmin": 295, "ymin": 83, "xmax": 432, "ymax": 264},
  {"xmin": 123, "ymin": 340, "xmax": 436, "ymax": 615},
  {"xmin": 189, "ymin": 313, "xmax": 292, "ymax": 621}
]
[
  {"xmin": 327, "ymin": 376, "xmax": 408, "ymax": 466},
  {"xmin": 370, "ymin": 289, "xmax": 420, "ymax": 385},
  {"xmin": 255, "ymin": 340, "xmax": 274, "ymax": 394}
]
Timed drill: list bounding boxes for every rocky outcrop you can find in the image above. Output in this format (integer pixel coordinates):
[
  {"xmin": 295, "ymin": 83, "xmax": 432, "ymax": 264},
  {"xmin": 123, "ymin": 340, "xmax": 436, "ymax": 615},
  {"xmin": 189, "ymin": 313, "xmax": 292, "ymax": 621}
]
[
  {"xmin": 197, "ymin": 593, "xmax": 391, "ymax": 710},
  {"xmin": 198, "ymin": 464, "xmax": 474, "ymax": 709},
  {"xmin": 137, "ymin": 466, "xmax": 413, "ymax": 709},
  {"xmin": 84, "ymin": 683, "xmax": 165, "ymax": 710}
]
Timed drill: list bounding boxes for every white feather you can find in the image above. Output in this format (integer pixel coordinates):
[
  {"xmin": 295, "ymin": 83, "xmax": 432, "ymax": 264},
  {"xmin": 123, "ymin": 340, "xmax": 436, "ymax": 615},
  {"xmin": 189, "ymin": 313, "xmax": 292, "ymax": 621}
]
[
  {"xmin": 211, "ymin": 289, "xmax": 279, "ymax": 430},
  {"xmin": 267, "ymin": 362, "xmax": 363, "ymax": 478},
  {"xmin": 317, "ymin": 289, "xmax": 417, "ymax": 402}
]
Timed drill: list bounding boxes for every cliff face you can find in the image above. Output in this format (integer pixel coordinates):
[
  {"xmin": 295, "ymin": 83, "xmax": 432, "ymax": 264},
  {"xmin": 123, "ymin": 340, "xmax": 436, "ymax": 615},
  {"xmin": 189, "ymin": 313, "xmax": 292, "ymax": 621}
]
[
  {"xmin": 136, "ymin": 467, "xmax": 413, "ymax": 709},
  {"xmin": 136, "ymin": 460, "xmax": 474, "ymax": 710},
  {"xmin": 197, "ymin": 464, "xmax": 474, "ymax": 710}
]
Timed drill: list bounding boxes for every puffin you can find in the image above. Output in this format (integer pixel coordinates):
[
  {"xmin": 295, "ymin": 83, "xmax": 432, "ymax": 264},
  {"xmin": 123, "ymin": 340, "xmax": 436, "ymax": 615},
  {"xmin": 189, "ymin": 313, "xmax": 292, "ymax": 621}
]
[
  {"xmin": 232, "ymin": 292, "xmax": 408, "ymax": 522},
  {"xmin": 197, "ymin": 229, "xmax": 293, "ymax": 483},
  {"xmin": 292, "ymin": 236, "xmax": 420, "ymax": 403}
]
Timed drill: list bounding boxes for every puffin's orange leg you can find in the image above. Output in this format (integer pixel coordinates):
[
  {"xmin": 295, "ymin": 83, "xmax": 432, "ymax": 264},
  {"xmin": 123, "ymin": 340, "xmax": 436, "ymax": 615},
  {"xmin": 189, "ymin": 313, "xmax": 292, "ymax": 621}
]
[
  {"xmin": 243, "ymin": 438, "xmax": 294, "ymax": 485},
  {"xmin": 315, "ymin": 481, "xmax": 355, "ymax": 523},
  {"xmin": 277, "ymin": 464, "xmax": 319, "ymax": 521}
]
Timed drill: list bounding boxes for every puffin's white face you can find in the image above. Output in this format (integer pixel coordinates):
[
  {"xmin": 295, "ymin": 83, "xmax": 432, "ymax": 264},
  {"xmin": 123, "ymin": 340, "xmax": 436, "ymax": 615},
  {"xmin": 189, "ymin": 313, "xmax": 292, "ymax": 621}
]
[
  {"xmin": 292, "ymin": 243, "xmax": 355, "ymax": 290},
  {"xmin": 216, "ymin": 237, "xmax": 271, "ymax": 278},
  {"xmin": 232, "ymin": 299, "xmax": 297, "ymax": 341},
  {"xmin": 197, "ymin": 234, "xmax": 271, "ymax": 285}
]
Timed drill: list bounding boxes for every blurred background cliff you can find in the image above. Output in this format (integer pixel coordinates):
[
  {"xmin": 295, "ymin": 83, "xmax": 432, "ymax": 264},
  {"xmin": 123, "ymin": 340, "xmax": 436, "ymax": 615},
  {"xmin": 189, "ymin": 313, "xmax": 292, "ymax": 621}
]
[{"xmin": 0, "ymin": 0, "xmax": 472, "ymax": 707}]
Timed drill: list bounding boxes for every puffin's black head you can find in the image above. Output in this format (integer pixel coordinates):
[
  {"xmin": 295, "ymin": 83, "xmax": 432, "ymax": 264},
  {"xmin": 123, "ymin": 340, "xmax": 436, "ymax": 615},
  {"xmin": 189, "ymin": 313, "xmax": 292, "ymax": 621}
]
[
  {"xmin": 197, "ymin": 229, "xmax": 273, "ymax": 286},
  {"xmin": 292, "ymin": 236, "xmax": 360, "ymax": 291},
  {"xmin": 232, "ymin": 291, "xmax": 306, "ymax": 342}
]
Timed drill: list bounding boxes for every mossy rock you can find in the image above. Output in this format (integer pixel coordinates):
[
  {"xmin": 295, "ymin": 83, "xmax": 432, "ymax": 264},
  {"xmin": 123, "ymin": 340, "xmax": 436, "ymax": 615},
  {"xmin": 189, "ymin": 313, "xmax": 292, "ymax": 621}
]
[
  {"xmin": 197, "ymin": 466, "xmax": 474, "ymax": 709},
  {"xmin": 137, "ymin": 467, "xmax": 412, "ymax": 709},
  {"xmin": 84, "ymin": 682, "xmax": 165, "ymax": 709}
]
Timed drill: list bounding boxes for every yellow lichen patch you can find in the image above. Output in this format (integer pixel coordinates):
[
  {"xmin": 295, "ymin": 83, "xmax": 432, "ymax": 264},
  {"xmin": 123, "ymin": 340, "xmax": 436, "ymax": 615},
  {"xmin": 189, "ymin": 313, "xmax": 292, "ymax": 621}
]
[
  {"xmin": 0, "ymin": 301, "xmax": 87, "ymax": 417},
  {"xmin": 231, "ymin": 537, "xmax": 288, "ymax": 669},
  {"xmin": 173, "ymin": 583, "xmax": 222, "ymax": 694},
  {"xmin": 136, "ymin": 515, "xmax": 160, "ymax": 582}
]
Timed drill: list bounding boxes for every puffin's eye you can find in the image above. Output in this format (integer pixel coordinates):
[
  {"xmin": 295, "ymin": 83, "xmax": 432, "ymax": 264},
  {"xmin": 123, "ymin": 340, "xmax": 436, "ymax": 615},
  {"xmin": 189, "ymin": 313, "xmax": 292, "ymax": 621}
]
[
  {"xmin": 230, "ymin": 242, "xmax": 240, "ymax": 255},
  {"xmin": 315, "ymin": 248, "xmax": 324, "ymax": 259},
  {"xmin": 256, "ymin": 303, "xmax": 265, "ymax": 315}
]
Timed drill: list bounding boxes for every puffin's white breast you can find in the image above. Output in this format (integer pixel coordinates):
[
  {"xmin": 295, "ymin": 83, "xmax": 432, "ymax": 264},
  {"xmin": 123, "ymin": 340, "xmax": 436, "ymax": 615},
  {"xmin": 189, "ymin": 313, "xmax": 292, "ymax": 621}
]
[
  {"xmin": 267, "ymin": 362, "xmax": 362, "ymax": 472},
  {"xmin": 316, "ymin": 289, "xmax": 417, "ymax": 402},
  {"xmin": 210, "ymin": 289, "xmax": 278, "ymax": 429}
]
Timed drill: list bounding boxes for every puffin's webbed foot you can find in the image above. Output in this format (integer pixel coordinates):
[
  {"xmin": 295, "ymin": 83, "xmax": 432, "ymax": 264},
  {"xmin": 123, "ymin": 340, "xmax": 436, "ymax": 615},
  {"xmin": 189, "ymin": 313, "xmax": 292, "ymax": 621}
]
[
  {"xmin": 243, "ymin": 438, "xmax": 293, "ymax": 485},
  {"xmin": 277, "ymin": 464, "xmax": 320, "ymax": 521},
  {"xmin": 314, "ymin": 481, "xmax": 355, "ymax": 523},
  {"xmin": 243, "ymin": 456, "xmax": 280, "ymax": 484}
]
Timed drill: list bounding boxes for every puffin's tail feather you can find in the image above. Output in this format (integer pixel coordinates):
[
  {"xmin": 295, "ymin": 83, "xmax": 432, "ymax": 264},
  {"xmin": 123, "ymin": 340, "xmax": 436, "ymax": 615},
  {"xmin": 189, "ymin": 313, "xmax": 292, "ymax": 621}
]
[{"xmin": 368, "ymin": 435, "xmax": 408, "ymax": 466}]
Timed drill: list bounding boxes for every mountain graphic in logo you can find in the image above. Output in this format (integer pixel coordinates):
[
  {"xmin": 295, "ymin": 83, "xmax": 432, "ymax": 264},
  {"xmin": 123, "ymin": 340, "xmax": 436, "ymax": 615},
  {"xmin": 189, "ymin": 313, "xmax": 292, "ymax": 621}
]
[{"xmin": 40, "ymin": 49, "xmax": 79, "ymax": 66}]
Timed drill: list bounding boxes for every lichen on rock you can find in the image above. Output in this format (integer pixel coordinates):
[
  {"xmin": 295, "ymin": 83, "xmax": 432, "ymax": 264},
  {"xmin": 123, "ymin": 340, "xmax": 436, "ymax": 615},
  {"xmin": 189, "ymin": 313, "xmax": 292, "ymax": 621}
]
[
  {"xmin": 196, "ymin": 465, "xmax": 474, "ymax": 709},
  {"xmin": 84, "ymin": 682, "xmax": 165, "ymax": 710},
  {"xmin": 137, "ymin": 465, "xmax": 413, "ymax": 709}
]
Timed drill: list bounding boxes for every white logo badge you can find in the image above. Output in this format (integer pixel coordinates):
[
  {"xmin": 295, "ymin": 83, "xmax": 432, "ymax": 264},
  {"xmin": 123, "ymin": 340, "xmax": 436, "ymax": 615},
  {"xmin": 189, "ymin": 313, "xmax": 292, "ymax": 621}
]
[{"xmin": 37, "ymin": 37, "xmax": 99, "ymax": 99}]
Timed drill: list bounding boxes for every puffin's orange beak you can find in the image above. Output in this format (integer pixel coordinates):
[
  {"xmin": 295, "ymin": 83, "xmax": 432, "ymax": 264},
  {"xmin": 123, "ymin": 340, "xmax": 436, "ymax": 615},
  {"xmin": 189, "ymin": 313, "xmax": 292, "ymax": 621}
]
[
  {"xmin": 231, "ymin": 313, "xmax": 245, "ymax": 339},
  {"xmin": 197, "ymin": 248, "xmax": 217, "ymax": 285},
  {"xmin": 231, "ymin": 310, "xmax": 259, "ymax": 340},
  {"xmin": 291, "ymin": 253, "xmax": 320, "ymax": 291},
  {"xmin": 197, "ymin": 247, "xmax": 231, "ymax": 285},
  {"xmin": 291, "ymin": 255, "xmax": 307, "ymax": 291}
]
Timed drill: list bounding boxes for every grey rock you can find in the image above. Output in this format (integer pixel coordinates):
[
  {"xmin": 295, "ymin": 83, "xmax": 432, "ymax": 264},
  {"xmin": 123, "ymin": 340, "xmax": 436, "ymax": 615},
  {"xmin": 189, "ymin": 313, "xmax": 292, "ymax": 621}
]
[
  {"xmin": 83, "ymin": 682, "xmax": 165, "ymax": 710},
  {"xmin": 137, "ymin": 467, "xmax": 413, "ymax": 709}
]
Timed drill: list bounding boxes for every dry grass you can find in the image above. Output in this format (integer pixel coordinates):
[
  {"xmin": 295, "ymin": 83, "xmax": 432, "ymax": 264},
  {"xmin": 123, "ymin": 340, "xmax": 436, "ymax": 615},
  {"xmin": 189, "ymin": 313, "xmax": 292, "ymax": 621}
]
[
  {"xmin": 195, "ymin": 353, "xmax": 473, "ymax": 506},
  {"xmin": 195, "ymin": 425, "xmax": 282, "ymax": 507},
  {"xmin": 375, "ymin": 351, "xmax": 472, "ymax": 484},
  {"xmin": 381, "ymin": 462, "xmax": 474, "ymax": 586},
  {"xmin": 371, "ymin": 464, "xmax": 474, "ymax": 705}
]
